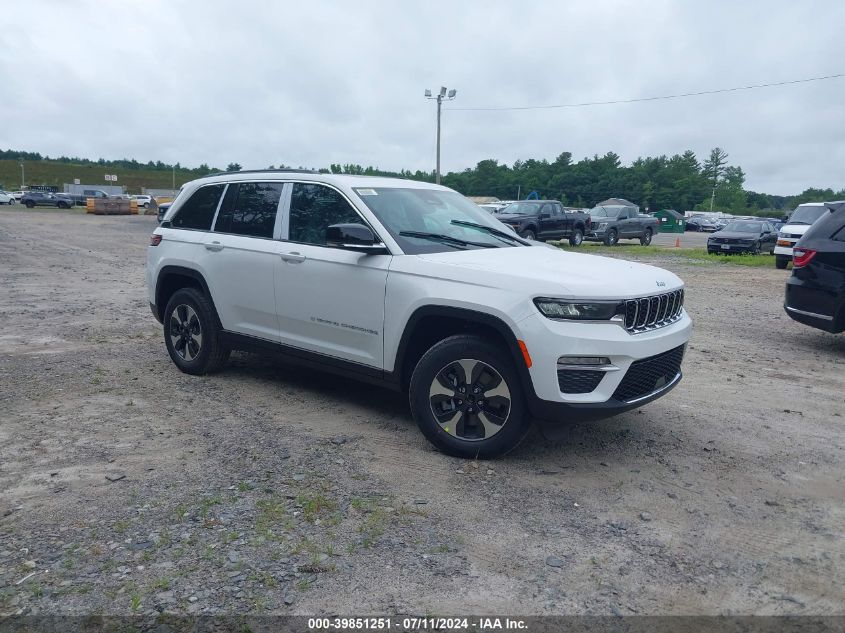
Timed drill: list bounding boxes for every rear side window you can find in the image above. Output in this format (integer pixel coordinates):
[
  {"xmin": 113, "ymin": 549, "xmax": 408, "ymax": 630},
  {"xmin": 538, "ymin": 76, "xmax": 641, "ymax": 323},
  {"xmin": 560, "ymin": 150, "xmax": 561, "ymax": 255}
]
[
  {"xmin": 288, "ymin": 183, "xmax": 362, "ymax": 245},
  {"xmin": 170, "ymin": 184, "xmax": 224, "ymax": 230},
  {"xmin": 214, "ymin": 182, "xmax": 283, "ymax": 238}
]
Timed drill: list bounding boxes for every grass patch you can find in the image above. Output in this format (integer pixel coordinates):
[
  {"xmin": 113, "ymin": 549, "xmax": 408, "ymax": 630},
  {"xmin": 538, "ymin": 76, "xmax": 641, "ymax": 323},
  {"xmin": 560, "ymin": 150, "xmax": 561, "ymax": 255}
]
[
  {"xmin": 555, "ymin": 243, "xmax": 776, "ymax": 267},
  {"xmin": 296, "ymin": 493, "xmax": 337, "ymax": 523}
]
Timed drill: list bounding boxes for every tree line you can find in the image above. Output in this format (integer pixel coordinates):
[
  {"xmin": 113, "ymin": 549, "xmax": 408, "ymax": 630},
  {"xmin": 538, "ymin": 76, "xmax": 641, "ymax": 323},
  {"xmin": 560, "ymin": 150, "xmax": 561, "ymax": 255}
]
[{"xmin": 3, "ymin": 147, "xmax": 842, "ymax": 214}]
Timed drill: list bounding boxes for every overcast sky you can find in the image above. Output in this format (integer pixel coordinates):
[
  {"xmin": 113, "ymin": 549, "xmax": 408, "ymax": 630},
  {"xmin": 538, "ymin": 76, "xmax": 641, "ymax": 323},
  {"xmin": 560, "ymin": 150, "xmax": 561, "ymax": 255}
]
[{"xmin": 2, "ymin": 0, "xmax": 843, "ymax": 195}]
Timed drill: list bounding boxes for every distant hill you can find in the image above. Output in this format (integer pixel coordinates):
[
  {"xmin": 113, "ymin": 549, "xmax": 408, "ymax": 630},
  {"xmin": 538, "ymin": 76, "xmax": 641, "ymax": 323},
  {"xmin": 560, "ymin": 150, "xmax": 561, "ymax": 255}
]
[{"xmin": 0, "ymin": 159, "xmax": 205, "ymax": 193}]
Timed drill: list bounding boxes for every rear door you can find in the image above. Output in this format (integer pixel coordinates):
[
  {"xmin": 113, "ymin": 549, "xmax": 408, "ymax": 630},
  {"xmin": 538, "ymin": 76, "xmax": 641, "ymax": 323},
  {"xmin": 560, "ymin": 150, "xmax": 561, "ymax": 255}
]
[
  {"xmin": 273, "ymin": 182, "xmax": 390, "ymax": 368},
  {"xmin": 195, "ymin": 181, "xmax": 286, "ymax": 342}
]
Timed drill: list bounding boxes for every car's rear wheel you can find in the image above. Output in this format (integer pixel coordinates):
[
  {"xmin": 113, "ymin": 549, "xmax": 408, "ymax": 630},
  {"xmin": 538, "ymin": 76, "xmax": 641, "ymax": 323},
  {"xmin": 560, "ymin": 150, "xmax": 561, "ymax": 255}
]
[
  {"xmin": 163, "ymin": 288, "xmax": 230, "ymax": 375},
  {"xmin": 409, "ymin": 335, "xmax": 531, "ymax": 459},
  {"xmin": 568, "ymin": 228, "xmax": 584, "ymax": 246},
  {"xmin": 640, "ymin": 228, "xmax": 653, "ymax": 246},
  {"xmin": 520, "ymin": 229, "xmax": 536, "ymax": 241},
  {"xmin": 603, "ymin": 229, "xmax": 618, "ymax": 246}
]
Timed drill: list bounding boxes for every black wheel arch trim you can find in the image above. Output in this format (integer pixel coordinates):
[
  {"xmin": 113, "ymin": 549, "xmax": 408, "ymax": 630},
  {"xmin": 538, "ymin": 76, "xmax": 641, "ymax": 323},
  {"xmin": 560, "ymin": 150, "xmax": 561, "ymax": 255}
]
[
  {"xmin": 391, "ymin": 305, "xmax": 538, "ymax": 407},
  {"xmin": 154, "ymin": 266, "xmax": 220, "ymax": 326}
]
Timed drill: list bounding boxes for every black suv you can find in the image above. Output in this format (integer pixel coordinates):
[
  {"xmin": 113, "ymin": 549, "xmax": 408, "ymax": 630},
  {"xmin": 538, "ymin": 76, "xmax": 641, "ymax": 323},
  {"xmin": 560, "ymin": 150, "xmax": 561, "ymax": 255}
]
[
  {"xmin": 21, "ymin": 191, "xmax": 73, "ymax": 209},
  {"xmin": 784, "ymin": 201, "xmax": 845, "ymax": 333}
]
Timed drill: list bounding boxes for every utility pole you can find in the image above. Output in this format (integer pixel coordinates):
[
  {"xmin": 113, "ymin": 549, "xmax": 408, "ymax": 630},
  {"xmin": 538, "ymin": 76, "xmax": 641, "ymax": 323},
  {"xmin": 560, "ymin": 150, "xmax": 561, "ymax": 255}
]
[
  {"xmin": 19, "ymin": 159, "xmax": 24, "ymax": 189},
  {"xmin": 709, "ymin": 185, "xmax": 716, "ymax": 212},
  {"xmin": 425, "ymin": 86, "xmax": 457, "ymax": 184},
  {"xmin": 172, "ymin": 165, "xmax": 175, "ymax": 191}
]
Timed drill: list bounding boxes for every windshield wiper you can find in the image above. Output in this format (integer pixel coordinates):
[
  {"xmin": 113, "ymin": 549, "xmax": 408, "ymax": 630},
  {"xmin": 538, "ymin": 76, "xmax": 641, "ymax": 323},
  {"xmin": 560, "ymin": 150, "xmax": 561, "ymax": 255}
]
[
  {"xmin": 398, "ymin": 231, "xmax": 498, "ymax": 249},
  {"xmin": 449, "ymin": 220, "xmax": 528, "ymax": 245}
]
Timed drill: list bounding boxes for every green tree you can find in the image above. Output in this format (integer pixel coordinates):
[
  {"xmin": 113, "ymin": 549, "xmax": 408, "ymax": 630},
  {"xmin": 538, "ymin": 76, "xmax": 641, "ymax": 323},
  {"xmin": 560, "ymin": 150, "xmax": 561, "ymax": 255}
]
[{"xmin": 226, "ymin": 163, "xmax": 242, "ymax": 172}]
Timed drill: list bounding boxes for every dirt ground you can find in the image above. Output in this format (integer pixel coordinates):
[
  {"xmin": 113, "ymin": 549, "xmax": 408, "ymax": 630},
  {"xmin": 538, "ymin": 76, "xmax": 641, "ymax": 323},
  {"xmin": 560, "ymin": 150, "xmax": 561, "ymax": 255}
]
[{"xmin": 0, "ymin": 209, "xmax": 843, "ymax": 617}]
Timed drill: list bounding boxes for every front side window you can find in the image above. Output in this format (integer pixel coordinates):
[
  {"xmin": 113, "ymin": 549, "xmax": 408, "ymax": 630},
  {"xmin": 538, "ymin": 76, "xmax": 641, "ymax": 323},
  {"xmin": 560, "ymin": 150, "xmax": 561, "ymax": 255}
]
[
  {"xmin": 214, "ymin": 182, "xmax": 283, "ymax": 238},
  {"xmin": 288, "ymin": 183, "xmax": 363, "ymax": 245},
  {"xmin": 170, "ymin": 184, "xmax": 224, "ymax": 231}
]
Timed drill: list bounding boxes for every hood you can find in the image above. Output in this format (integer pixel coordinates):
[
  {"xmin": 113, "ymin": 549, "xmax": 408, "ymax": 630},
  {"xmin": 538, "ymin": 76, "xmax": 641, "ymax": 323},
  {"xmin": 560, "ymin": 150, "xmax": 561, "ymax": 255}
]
[
  {"xmin": 711, "ymin": 230, "xmax": 760, "ymax": 239},
  {"xmin": 780, "ymin": 223, "xmax": 811, "ymax": 236},
  {"xmin": 496, "ymin": 213, "xmax": 531, "ymax": 222},
  {"xmin": 412, "ymin": 245, "xmax": 683, "ymax": 299}
]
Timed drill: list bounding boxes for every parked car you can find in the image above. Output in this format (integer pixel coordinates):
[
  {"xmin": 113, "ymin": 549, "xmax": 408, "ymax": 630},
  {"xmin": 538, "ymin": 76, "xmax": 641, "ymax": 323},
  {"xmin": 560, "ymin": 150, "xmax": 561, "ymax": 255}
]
[
  {"xmin": 707, "ymin": 220, "xmax": 777, "ymax": 255},
  {"xmin": 773, "ymin": 202, "xmax": 833, "ymax": 270},
  {"xmin": 585, "ymin": 204, "xmax": 660, "ymax": 246},
  {"xmin": 0, "ymin": 190, "xmax": 15, "ymax": 205},
  {"xmin": 147, "ymin": 171, "xmax": 691, "ymax": 458},
  {"xmin": 156, "ymin": 202, "xmax": 172, "ymax": 223},
  {"xmin": 495, "ymin": 200, "xmax": 591, "ymax": 245},
  {"xmin": 62, "ymin": 189, "xmax": 111, "ymax": 206},
  {"xmin": 685, "ymin": 217, "xmax": 718, "ymax": 232},
  {"xmin": 21, "ymin": 191, "xmax": 73, "ymax": 209},
  {"xmin": 131, "ymin": 195, "xmax": 154, "ymax": 209},
  {"xmin": 8, "ymin": 191, "xmax": 25, "ymax": 202},
  {"xmin": 784, "ymin": 201, "xmax": 845, "ymax": 333}
]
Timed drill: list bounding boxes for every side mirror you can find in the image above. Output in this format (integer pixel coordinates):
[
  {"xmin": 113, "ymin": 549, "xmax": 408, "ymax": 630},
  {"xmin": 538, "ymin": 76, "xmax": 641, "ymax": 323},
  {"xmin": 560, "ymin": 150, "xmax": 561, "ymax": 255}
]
[{"xmin": 326, "ymin": 223, "xmax": 388, "ymax": 254}]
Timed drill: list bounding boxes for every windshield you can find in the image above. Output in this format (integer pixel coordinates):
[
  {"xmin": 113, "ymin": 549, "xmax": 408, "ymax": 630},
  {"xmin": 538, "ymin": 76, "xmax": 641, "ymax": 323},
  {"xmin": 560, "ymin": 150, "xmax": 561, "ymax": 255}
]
[
  {"xmin": 499, "ymin": 202, "xmax": 542, "ymax": 215},
  {"xmin": 589, "ymin": 206, "xmax": 622, "ymax": 218},
  {"xmin": 354, "ymin": 187, "xmax": 523, "ymax": 254},
  {"xmin": 723, "ymin": 222, "xmax": 763, "ymax": 233},
  {"xmin": 788, "ymin": 205, "xmax": 827, "ymax": 225}
]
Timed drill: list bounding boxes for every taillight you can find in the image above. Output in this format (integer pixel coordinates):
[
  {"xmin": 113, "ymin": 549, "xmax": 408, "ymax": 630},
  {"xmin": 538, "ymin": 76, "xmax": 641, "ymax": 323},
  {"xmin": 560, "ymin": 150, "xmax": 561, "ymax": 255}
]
[
  {"xmin": 792, "ymin": 248, "xmax": 816, "ymax": 267},
  {"xmin": 585, "ymin": 217, "xmax": 591, "ymax": 230},
  {"xmin": 150, "ymin": 234, "xmax": 162, "ymax": 246}
]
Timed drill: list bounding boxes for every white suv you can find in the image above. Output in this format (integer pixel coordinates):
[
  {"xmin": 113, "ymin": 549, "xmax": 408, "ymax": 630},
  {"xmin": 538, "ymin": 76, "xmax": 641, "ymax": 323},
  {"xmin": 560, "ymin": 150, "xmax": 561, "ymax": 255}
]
[{"xmin": 147, "ymin": 170, "xmax": 691, "ymax": 457}]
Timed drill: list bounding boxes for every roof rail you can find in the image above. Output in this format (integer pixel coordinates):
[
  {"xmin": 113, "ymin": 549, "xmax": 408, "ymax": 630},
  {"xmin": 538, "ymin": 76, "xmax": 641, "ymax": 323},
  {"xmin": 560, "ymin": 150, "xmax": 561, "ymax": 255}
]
[{"xmin": 203, "ymin": 168, "xmax": 321, "ymax": 177}]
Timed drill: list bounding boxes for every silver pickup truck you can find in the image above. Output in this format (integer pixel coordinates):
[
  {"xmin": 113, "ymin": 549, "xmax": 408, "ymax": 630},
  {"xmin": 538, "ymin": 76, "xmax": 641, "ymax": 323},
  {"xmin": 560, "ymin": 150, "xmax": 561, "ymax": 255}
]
[{"xmin": 586, "ymin": 204, "xmax": 661, "ymax": 246}]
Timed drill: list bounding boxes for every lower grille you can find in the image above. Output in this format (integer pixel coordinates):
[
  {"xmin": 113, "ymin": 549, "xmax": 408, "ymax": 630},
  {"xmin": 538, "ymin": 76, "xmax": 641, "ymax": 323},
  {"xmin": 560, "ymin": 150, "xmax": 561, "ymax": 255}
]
[
  {"xmin": 613, "ymin": 345, "xmax": 685, "ymax": 402},
  {"xmin": 557, "ymin": 369, "xmax": 604, "ymax": 394}
]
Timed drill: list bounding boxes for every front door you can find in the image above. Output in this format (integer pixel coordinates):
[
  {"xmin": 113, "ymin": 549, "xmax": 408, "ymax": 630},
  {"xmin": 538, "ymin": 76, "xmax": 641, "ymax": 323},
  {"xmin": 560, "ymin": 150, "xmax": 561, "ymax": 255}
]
[{"xmin": 274, "ymin": 182, "xmax": 390, "ymax": 369}]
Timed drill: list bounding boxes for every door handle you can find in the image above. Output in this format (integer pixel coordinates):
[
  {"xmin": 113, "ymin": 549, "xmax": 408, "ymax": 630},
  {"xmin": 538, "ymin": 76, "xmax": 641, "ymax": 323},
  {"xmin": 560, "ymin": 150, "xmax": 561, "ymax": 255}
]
[
  {"xmin": 205, "ymin": 241, "xmax": 224, "ymax": 252},
  {"xmin": 280, "ymin": 251, "xmax": 306, "ymax": 263}
]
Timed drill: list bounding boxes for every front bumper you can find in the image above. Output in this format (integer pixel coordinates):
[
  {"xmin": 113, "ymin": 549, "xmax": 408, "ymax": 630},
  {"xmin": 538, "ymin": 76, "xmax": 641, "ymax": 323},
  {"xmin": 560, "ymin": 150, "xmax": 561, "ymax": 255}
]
[
  {"xmin": 707, "ymin": 242, "xmax": 756, "ymax": 254},
  {"xmin": 515, "ymin": 310, "xmax": 692, "ymax": 424}
]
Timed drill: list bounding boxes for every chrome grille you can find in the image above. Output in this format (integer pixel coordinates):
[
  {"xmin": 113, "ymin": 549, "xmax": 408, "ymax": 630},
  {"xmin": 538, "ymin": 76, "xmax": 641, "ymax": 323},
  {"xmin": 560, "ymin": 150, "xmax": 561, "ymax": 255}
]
[{"xmin": 623, "ymin": 289, "xmax": 684, "ymax": 334}]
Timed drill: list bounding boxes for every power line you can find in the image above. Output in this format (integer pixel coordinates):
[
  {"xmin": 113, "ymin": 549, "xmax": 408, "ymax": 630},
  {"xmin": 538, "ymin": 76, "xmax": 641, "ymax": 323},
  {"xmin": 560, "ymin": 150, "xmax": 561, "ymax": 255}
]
[{"xmin": 446, "ymin": 73, "xmax": 845, "ymax": 112}]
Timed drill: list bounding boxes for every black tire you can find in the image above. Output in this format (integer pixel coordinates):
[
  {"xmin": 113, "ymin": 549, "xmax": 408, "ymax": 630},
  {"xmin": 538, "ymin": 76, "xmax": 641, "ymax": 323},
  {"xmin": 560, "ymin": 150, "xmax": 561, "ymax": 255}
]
[
  {"xmin": 163, "ymin": 288, "xmax": 230, "ymax": 375},
  {"xmin": 568, "ymin": 228, "xmax": 584, "ymax": 246},
  {"xmin": 520, "ymin": 228, "xmax": 536, "ymax": 241},
  {"xmin": 603, "ymin": 229, "xmax": 618, "ymax": 246},
  {"xmin": 750, "ymin": 242, "xmax": 761, "ymax": 255},
  {"xmin": 143, "ymin": 202, "xmax": 150, "ymax": 208},
  {"xmin": 775, "ymin": 255, "xmax": 789, "ymax": 270},
  {"xmin": 25, "ymin": 201, "xmax": 34, "ymax": 209},
  {"xmin": 640, "ymin": 228, "xmax": 653, "ymax": 246},
  {"xmin": 409, "ymin": 334, "xmax": 532, "ymax": 459},
  {"xmin": 57, "ymin": 201, "xmax": 68, "ymax": 209}
]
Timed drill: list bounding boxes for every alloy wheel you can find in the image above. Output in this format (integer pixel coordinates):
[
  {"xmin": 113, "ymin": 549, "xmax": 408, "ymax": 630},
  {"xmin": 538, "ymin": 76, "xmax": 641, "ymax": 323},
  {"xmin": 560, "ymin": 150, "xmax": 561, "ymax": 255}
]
[
  {"xmin": 169, "ymin": 304, "xmax": 203, "ymax": 361},
  {"xmin": 428, "ymin": 358, "xmax": 511, "ymax": 441}
]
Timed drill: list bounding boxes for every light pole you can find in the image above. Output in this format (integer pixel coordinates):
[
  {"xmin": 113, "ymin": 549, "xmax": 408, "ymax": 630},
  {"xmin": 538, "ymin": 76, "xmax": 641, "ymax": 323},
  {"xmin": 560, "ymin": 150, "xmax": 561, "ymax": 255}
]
[
  {"xmin": 425, "ymin": 86, "xmax": 457, "ymax": 184},
  {"xmin": 19, "ymin": 160, "xmax": 24, "ymax": 189},
  {"xmin": 172, "ymin": 165, "xmax": 175, "ymax": 191}
]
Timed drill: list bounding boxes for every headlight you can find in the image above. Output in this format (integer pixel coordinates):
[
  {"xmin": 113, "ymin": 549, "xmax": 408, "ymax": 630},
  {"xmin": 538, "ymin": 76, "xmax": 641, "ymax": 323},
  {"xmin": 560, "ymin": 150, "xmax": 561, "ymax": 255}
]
[
  {"xmin": 534, "ymin": 298, "xmax": 621, "ymax": 320},
  {"xmin": 596, "ymin": 222, "xmax": 608, "ymax": 230}
]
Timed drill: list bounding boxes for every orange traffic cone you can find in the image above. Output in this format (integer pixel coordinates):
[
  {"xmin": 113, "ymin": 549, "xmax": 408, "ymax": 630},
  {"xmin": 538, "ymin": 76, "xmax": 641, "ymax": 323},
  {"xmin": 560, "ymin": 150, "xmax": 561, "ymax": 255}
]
[{"xmin": 674, "ymin": 237, "xmax": 681, "ymax": 248}]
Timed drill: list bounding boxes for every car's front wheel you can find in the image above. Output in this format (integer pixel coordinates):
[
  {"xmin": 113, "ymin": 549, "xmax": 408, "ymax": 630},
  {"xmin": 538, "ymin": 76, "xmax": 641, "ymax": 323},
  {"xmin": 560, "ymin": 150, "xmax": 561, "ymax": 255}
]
[
  {"xmin": 25, "ymin": 201, "xmax": 34, "ymax": 208},
  {"xmin": 163, "ymin": 288, "xmax": 230, "ymax": 375},
  {"xmin": 775, "ymin": 255, "xmax": 789, "ymax": 270},
  {"xmin": 409, "ymin": 335, "xmax": 532, "ymax": 459},
  {"xmin": 603, "ymin": 229, "xmax": 618, "ymax": 246},
  {"xmin": 520, "ymin": 229, "xmax": 536, "ymax": 241}
]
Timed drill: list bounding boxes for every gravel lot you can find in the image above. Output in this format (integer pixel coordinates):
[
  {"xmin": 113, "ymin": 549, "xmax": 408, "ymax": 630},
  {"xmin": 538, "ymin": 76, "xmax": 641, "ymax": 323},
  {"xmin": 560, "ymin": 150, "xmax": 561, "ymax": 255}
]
[{"xmin": 0, "ymin": 209, "xmax": 843, "ymax": 617}]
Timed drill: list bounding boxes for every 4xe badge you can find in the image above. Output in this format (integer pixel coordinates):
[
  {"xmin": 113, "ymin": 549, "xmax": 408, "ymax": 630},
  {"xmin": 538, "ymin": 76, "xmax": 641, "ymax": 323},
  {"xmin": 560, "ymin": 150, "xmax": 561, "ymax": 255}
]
[{"xmin": 656, "ymin": 280, "xmax": 666, "ymax": 287}]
